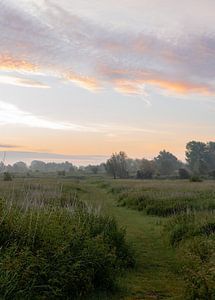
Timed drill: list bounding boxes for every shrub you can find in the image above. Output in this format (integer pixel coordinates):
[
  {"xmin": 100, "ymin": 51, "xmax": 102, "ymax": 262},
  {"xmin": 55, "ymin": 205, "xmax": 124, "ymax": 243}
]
[
  {"xmin": 209, "ymin": 169, "xmax": 215, "ymax": 179},
  {"xmin": 178, "ymin": 168, "xmax": 190, "ymax": 179},
  {"xmin": 0, "ymin": 200, "xmax": 134, "ymax": 299},
  {"xmin": 136, "ymin": 169, "xmax": 153, "ymax": 179},
  {"xmin": 166, "ymin": 213, "xmax": 215, "ymax": 247},
  {"xmin": 166, "ymin": 213, "xmax": 215, "ymax": 299},
  {"xmin": 179, "ymin": 237, "xmax": 215, "ymax": 300},
  {"xmin": 3, "ymin": 172, "xmax": 12, "ymax": 181},
  {"xmin": 57, "ymin": 170, "xmax": 66, "ymax": 176},
  {"xmin": 190, "ymin": 175, "xmax": 202, "ymax": 182}
]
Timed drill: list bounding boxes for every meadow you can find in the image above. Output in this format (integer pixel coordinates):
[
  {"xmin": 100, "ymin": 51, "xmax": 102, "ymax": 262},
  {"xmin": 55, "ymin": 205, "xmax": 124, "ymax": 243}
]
[{"xmin": 0, "ymin": 177, "xmax": 215, "ymax": 299}]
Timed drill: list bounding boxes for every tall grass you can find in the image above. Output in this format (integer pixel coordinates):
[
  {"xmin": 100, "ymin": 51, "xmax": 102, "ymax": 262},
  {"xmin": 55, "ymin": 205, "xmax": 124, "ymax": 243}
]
[
  {"xmin": 0, "ymin": 180, "xmax": 134, "ymax": 299},
  {"xmin": 107, "ymin": 179, "xmax": 215, "ymax": 299},
  {"xmin": 164, "ymin": 210, "xmax": 215, "ymax": 298},
  {"xmin": 109, "ymin": 181, "xmax": 215, "ymax": 217}
]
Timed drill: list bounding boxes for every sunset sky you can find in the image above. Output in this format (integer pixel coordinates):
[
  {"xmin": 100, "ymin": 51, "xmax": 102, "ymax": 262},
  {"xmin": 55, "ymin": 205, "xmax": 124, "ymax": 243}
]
[{"xmin": 0, "ymin": 0, "xmax": 215, "ymax": 164}]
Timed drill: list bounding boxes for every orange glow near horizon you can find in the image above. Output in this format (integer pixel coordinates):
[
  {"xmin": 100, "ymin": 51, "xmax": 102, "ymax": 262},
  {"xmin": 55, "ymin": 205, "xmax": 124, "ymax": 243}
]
[{"xmin": 0, "ymin": 125, "xmax": 196, "ymax": 162}]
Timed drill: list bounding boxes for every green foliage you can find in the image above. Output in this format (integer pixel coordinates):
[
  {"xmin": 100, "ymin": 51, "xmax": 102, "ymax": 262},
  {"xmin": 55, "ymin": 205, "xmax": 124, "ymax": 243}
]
[
  {"xmin": 178, "ymin": 168, "xmax": 190, "ymax": 179},
  {"xmin": 165, "ymin": 211, "xmax": 215, "ymax": 299},
  {"xmin": 136, "ymin": 159, "xmax": 156, "ymax": 179},
  {"xmin": 105, "ymin": 151, "xmax": 129, "ymax": 179},
  {"xmin": 0, "ymin": 191, "xmax": 133, "ymax": 299},
  {"xmin": 136, "ymin": 169, "xmax": 153, "ymax": 179},
  {"xmin": 179, "ymin": 237, "xmax": 215, "ymax": 300},
  {"xmin": 113, "ymin": 182, "xmax": 215, "ymax": 217},
  {"xmin": 165, "ymin": 212, "xmax": 215, "ymax": 246},
  {"xmin": 108, "ymin": 178, "xmax": 215, "ymax": 298},
  {"xmin": 190, "ymin": 175, "xmax": 203, "ymax": 182},
  {"xmin": 186, "ymin": 141, "xmax": 215, "ymax": 176},
  {"xmin": 57, "ymin": 170, "xmax": 66, "ymax": 176},
  {"xmin": 155, "ymin": 150, "xmax": 180, "ymax": 176},
  {"xmin": 3, "ymin": 172, "xmax": 12, "ymax": 181}
]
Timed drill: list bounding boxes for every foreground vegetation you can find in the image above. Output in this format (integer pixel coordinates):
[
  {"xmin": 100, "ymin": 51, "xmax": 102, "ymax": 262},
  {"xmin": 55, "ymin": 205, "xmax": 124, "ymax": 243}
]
[
  {"xmin": 0, "ymin": 179, "xmax": 133, "ymax": 299},
  {"xmin": 1, "ymin": 177, "xmax": 215, "ymax": 299},
  {"xmin": 107, "ymin": 179, "xmax": 215, "ymax": 299}
]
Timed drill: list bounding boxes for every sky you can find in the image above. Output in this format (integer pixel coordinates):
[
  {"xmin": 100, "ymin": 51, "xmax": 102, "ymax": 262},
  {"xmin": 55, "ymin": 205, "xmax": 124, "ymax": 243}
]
[{"xmin": 0, "ymin": 0, "xmax": 215, "ymax": 165}]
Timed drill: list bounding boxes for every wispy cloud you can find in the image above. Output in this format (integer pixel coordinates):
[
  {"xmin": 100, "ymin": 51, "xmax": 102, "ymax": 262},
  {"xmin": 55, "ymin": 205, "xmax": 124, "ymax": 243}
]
[
  {"xmin": 0, "ymin": 75, "xmax": 50, "ymax": 88},
  {"xmin": 0, "ymin": 100, "xmax": 161, "ymax": 134},
  {"xmin": 66, "ymin": 73, "xmax": 101, "ymax": 92},
  {"xmin": 0, "ymin": 54, "xmax": 37, "ymax": 72},
  {"xmin": 0, "ymin": 101, "xmax": 98, "ymax": 131},
  {"xmin": 0, "ymin": 144, "xmax": 18, "ymax": 149},
  {"xmin": 0, "ymin": 1, "xmax": 215, "ymax": 96}
]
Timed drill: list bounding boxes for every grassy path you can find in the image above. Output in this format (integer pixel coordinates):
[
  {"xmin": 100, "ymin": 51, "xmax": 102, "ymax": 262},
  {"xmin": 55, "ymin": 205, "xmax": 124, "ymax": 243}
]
[{"xmin": 85, "ymin": 182, "xmax": 185, "ymax": 300}]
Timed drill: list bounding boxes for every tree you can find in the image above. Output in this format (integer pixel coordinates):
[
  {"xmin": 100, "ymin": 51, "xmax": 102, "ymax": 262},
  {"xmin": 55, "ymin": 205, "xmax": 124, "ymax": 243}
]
[
  {"xmin": 136, "ymin": 159, "xmax": 156, "ymax": 179},
  {"xmin": 205, "ymin": 142, "xmax": 215, "ymax": 172},
  {"xmin": 105, "ymin": 151, "xmax": 129, "ymax": 179},
  {"xmin": 3, "ymin": 172, "xmax": 12, "ymax": 181},
  {"xmin": 30, "ymin": 160, "xmax": 46, "ymax": 172},
  {"xmin": 178, "ymin": 168, "xmax": 190, "ymax": 179},
  {"xmin": 57, "ymin": 170, "xmax": 66, "ymax": 176},
  {"xmin": 85, "ymin": 165, "xmax": 99, "ymax": 174},
  {"xmin": 0, "ymin": 161, "xmax": 5, "ymax": 173},
  {"xmin": 155, "ymin": 150, "xmax": 180, "ymax": 176},
  {"xmin": 12, "ymin": 161, "xmax": 28, "ymax": 173},
  {"xmin": 90, "ymin": 165, "xmax": 99, "ymax": 174},
  {"xmin": 126, "ymin": 159, "xmax": 141, "ymax": 175},
  {"xmin": 186, "ymin": 141, "xmax": 208, "ymax": 174}
]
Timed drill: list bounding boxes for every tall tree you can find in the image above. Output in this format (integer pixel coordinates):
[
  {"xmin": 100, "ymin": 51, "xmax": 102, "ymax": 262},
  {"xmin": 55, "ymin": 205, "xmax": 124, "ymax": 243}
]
[
  {"xmin": 186, "ymin": 141, "xmax": 208, "ymax": 174},
  {"xmin": 105, "ymin": 151, "xmax": 129, "ymax": 179},
  {"xmin": 136, "ymin": 159, "xmax": 156, "ymax": 179},
  {"xmin": 205, "ymin": 142, "xmax": 215, "ymax": 172},
  {"xmin": 155, "ymin": 150, "xmax": 180, "ymax": 176},
  {"xmin": 12, "ymin": 161, "xmax": 28, "ymax": 173}
]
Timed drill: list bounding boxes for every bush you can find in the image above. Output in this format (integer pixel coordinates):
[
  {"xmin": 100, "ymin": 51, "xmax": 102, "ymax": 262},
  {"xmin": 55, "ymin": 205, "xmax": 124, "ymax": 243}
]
[
  {"xmin": 136, "ymin": 169, "xmax": 153, "ymax": 179},
  {"xmin": 0, "ymin": 200, "xmax": 134, "ymax": 299},
  {"xmin": 179, "ymin": 237, "xmax": 215, "ymax": 300},
  {"xmin": 57, "ymin": 170, "xmax": 66, "ymax": 176},
  {"xmin": 166, "ymin": 213, "xmax": 215, "ymax": 299},
  {"xmin": 166, "ymin": 213, "xmax": 215, "ymax": 247},
  {"xmin": 116, "ymin": 185, "xmax": 215, "ymax": 217},
  {"xmin": 190, "ymin": 175, "xmax": 202, "ymax": 182},
  {"xmin": 3, "ymin": 172, "xmax": 12, "ymax": 181},
  {"xmin": 209, "ymin": 169, "xmax": 215, "ymax": 179},
  {"xmin": 178, "ymin": 168, "xmax": 190, "ymax": 179}
]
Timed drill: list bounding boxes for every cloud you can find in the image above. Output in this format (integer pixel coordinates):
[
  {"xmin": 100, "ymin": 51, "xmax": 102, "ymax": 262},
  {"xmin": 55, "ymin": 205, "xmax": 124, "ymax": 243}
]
[
  {"xmin": 0, "ymin": 101, "xmax": 99, "ymax": 131},
  {"xmin": 0, "ymin": 150, "xmax": 108, "ymax": 166},
  {"xmin": 66, "ymin": 72, "xmax": 101, "ymax": 92},
  {"xmin": 0, "ymin": 1, "xmax": 215, "ymax": 96},
  {"xmin": 0, "ymin": 100, "xmax": 162, "ymax": 134},
  {"xmin": 0, "ymin": 75, "xmax": 50, "ymax": 88},
  {"xmin": 0, "ymin": 144, "xmax": 18, "ymax": 148},
  {"xmin": 0, "ymin": 54, "xmax": 37, "ymax": 72}
]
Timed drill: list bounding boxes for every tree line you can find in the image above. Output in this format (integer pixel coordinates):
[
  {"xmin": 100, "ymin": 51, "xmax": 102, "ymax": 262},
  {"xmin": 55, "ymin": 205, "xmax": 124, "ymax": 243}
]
[
  {"xmin": 1, "ymin": 141, "xmax": 215, "ymax": 179},
  {"xmin": 106, "ymin": 141, "xmax": 215, "ymax": 179}
]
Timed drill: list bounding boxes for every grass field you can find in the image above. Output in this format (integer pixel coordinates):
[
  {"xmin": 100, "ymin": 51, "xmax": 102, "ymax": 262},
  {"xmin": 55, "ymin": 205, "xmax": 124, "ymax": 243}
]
[{"xmin": 1, "ymin": 177, "xmax": 215, "ymax": 299}]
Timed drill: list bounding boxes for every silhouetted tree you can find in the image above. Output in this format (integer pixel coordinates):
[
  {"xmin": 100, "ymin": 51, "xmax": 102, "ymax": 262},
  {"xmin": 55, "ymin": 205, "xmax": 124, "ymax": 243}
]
[
  {"xmin": 106, "ymin": 151, "xmax": 129, "ymax": 179},
  {"xmin": 12, "ymin": 161, "xmax": 28, "ymax": 173},
  {"xmin": 30, "ymin": 160, "xmax": 46, "ymax": 172},
  {"xmin": 186, "ymin": 141, "xmax": 207, "ymax": 174},
  {"xmin": 178, "ymin": 168, "xmax": 190, "ymax": 179},
  {"xmin": 136, "ymin": 159, "xmax": 156, "ymax": 179},
  {"xmin": 3, "ymin": 172, "xmax": 12, "ymax": 181},
  {"xmin": 155, "ymin": 150, "xmax": 180, "ymax": 176}
]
